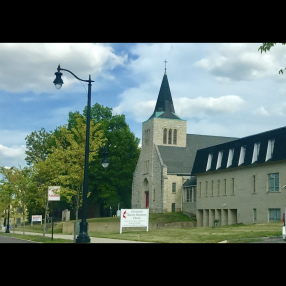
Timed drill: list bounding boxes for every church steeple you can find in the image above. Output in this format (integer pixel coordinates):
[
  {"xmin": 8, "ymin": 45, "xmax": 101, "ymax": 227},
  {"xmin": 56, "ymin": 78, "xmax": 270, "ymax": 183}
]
[{"xmin": 148, "ymin": 65, "xmax": 182, "ymax": 121}]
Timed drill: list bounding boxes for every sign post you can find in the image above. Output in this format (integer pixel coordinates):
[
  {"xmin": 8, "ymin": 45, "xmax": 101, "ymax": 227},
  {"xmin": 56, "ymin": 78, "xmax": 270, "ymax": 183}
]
[{"xmin": 120, "ymin": 209, "xmax": 149, "ymax": 234}]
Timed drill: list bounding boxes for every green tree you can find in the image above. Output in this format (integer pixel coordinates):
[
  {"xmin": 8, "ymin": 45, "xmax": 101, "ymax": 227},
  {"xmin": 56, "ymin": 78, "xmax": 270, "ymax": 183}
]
[
  {"xmin": 69, "ymin": 103, "xmax": 141, "ymax": 214},
  {"xmin": 37, "ymin": 114, "xmax": 106, "ymax": 240},
  {"xmin": 258, "ymin": 43, "xmax": 286, "ymax": 74}
]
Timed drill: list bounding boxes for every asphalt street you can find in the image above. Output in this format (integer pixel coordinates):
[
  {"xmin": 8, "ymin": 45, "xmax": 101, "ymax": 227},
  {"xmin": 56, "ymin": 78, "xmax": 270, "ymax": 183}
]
[
  {"xmin": 252, "ymin": 236, "xmax": 286, "ymax": 243},
  {"xmin": 0, "ymin": 235, "xmax": 35, "ymax": 243}
]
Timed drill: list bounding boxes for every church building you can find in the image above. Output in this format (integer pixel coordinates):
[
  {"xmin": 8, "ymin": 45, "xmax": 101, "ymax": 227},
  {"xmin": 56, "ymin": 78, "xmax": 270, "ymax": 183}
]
[{"xmin": 131, "ymin": 67, "xmax": 237, "ymax": 214}]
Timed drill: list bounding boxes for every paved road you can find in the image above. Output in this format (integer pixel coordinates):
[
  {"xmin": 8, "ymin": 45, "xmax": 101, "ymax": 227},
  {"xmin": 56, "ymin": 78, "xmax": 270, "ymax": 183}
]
[
  {"xmin": 252, "ymin": 236, "xmax": 286, "ymax": 243},
  {"xmin": 0, "ymin": 235, "xmax": 35, "ymax": 243}
]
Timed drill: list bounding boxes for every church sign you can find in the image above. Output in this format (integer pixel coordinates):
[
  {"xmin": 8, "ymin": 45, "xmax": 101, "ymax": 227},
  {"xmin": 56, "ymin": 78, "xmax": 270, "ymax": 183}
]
[
  {"xmin": 48, "ymin": 186, "xmax": 60, "ymax": 201},
  {"xmin": 119, "ymin": 209, "xmax": 149, "ymax": 234}
]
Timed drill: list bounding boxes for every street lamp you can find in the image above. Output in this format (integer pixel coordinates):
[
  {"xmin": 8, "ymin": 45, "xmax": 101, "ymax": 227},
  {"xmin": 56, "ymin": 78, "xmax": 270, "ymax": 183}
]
[
  {"xmin": 53, "ymin": 64, "xmax": 109, "ymax": 243},
  {"xmin": 5, "ymin": 205, "xmax": 10, "ymax": 233}
]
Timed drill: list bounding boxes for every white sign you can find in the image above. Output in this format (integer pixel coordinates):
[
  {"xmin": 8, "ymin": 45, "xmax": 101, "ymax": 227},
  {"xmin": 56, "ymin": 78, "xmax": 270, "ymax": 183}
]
[
  {"xmin": 48, "ymin": 186, "xmax": 60, "ymax": 201},
  {"xmin": 31, "ymin": 215, "xmax": 42, "ymax": 225},
  {"xmin": 119, "ymin": 209, "xmax": 149, "ymax": 234}
]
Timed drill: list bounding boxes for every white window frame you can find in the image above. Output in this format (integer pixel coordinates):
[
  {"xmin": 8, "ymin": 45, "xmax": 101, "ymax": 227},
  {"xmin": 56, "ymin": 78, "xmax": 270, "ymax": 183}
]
[
  {"xmin": 206, "ymin": 153, "xmax": 213, "ymax": 171},
  {"xmin": 269, "ymin": 208, "xmax": 281, "ymax": 222},
  {"xmin": 227, "ymin": 148, "xmax": 234, "ymax": 168},
  {"xmin": 252, "ymin": 142, "xmax": 260, "ymax": 163},
  {"xmin": 238, "ymin": 146, "xmax": 246, "ymax": 166},
  {"xmin": 268, "ymin": 173, "xmax": 279, "ymax": 192},
  {"xmin": 216, "ymin": 151, "xmax": 223, "ymax": 170},
  {"xmin": 265, "ymin": 139, "xmax": 275, "ymax": 161}
]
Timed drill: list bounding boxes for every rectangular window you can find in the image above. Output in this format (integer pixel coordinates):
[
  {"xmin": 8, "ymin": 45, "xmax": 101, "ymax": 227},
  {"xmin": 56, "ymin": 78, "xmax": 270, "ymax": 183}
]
[
  {"xmin": 268, "ymin": 173, "xmax": 279, "ymax": 192},
  {"xmin": 199, "ymin": 182, "xmax": 202, "ymax": 197},
  {"xmin": 173, "ymin": 129, "xmax": 177, "ymax": 145},
  {"xmin": 227, "ymin": 148, "xmax": 234, "ymax": 168},
  {"xmin": 232, "ymin": 178, "xmax": 234, "ymax": 195},
  {"xmin": 216, "ymin": 151, "xmax": 223, "ymax": 169},
  {"xmin": 153, "ymin": 190, "xmax": 155, "ymax": 201},
  {"xmin": 238, "ymin": 146, "xmax": 246, "ymax": 166},
  {"xmin": 253, "ymin": 209, "xmax": 257, "ymax": 223},
  {"xmin": 252, "ymin": 142, "xmax": 260, "ymax": 163},
  {"xmin": 224, "ymin": 179, "xmax": 227, "ymax": 195},
  {"xmin": 266, "ymin": 139, "xmax": 275, "ymax": 161},
  {"xmin": 171, "ymin": 203, "xmax": 175, "ymax": 212},
  {"xmin": 269, "ymin": 208, "xmax": 281, "ymax": 222},
  {"xmin": 190, "ymin": 187, "xmax": 193, "ymax": 202},
  {"xmin": 172, "ymin": 182, "xmax": 176, "ymax": 193},
  {"xmin": 168, "ymin": 129, "xmax": 172, "ymax": 144},
  {"xmin": 211, "ymin": 180, "xmax": 214, "ymax": 196},
  {"xmin": 217, "ymin": 180, "xmax": 220, "ymax": 196},
  {"xmin": 186, "ymin": 188, "xmax": 190, "ymax": 202},
  {"xmin": 205, "ymin": 181, "xmax": 208, "ymax": 197},
  {"xmin": 163, "ymin": 129, "xmax": 167, "ymax": 144},
  {"xmin": 206, "ymin": 153, "xmax": 213, "ymax": 171},
  {"xmin": 253, "ymin": 175, "xmax": 256, "ymax": 193},
  {"xmin": 194, "ymin": 187, "xmax": 196, "ymax": 202}
]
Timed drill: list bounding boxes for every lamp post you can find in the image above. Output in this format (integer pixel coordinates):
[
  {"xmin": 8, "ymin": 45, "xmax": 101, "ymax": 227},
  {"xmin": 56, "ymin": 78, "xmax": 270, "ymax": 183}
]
[
  {"xmin": 5, "ymin": 205, "xmax": 10, "ymax": 233},
  {"xmin": 53, "ymin": 64, "xmax": 109, "ymax": 243}
]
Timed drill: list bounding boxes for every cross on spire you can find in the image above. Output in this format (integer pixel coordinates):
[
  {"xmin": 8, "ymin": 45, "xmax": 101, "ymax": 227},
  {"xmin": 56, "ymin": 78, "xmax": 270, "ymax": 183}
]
[{"xmin": 164, "ymin": 59, "xmax": 168, "ymax": 72}]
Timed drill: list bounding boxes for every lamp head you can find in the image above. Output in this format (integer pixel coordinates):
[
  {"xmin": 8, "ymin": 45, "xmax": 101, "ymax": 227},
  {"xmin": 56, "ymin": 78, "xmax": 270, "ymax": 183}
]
[
  {"xmin": 101, "ymin": 146, "xmax": 110, "ymax": 168},
  {"xmin": 53, "ymin": 64, "xmax": 63, "ymax": 90}
]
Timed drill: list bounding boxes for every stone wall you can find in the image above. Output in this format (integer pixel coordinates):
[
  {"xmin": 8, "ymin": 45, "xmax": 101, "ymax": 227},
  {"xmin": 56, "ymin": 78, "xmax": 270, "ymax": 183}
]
[{"xmin": 62, "ymin": 220, "xmax": 197, "ymax": 233}]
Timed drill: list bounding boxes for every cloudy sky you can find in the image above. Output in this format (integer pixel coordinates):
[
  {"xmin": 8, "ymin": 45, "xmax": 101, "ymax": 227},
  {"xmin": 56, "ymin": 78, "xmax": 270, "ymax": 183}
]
[{"xmin": 1, "ymin": 43, "xmax": 286, "ymax": 170}]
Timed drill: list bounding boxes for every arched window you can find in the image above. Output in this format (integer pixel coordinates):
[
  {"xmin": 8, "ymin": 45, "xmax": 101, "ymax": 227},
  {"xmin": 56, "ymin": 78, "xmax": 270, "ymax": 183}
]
[
  {"xmin": 168, "ymin": 129, "xmax": 172, "ymax": 144},
  {"xmin": 163, "ymin": 128, "xmax": 167, "ymax": 144},
  {"xmin": 173, "ymin": 129, "xmax": 177, "ymax": 145}
]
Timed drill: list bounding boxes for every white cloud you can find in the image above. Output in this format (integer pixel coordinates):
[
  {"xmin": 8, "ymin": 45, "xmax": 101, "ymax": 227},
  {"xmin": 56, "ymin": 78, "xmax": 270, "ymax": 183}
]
[
  {"xmin": 194, "ymin": 43, "xmax": 284, "ymax": 82},
  {"xmin": 254, "ymin": 106, "xmax": 270, "ymax": 116},
  {"xmin": 0, "ymin": 43, "xmax": 127, "ymax": 94},
  {"xmin": 0, "ymin": 144, "xmax": 27, "ymax": 168},
  {"xmin": 175, "ymin": 95, "xmax": 244, "ymax": 119}
]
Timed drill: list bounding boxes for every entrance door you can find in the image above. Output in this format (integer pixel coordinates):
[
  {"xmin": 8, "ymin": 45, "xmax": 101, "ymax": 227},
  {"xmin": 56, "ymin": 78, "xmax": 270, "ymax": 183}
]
[{"xmin": 146, "ymin": 192, "xmax": 149, "ymax": 208}]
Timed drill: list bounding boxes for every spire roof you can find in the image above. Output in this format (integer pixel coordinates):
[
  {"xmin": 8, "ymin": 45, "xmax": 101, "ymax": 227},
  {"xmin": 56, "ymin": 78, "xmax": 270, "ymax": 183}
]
[{"xmin": 148, "ymin": 70, "xmax": 183, "ymax": 121}]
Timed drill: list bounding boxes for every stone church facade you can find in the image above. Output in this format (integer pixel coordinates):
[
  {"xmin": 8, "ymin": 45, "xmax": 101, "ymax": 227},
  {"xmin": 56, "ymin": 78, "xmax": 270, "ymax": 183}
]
[{"xmin": 131, "ymin": 69, "xmax": 237, "ymax": 214}]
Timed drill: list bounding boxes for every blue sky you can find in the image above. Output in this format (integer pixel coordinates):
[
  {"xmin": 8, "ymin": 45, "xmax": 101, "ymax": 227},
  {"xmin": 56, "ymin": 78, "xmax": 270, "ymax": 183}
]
[{"xmin": 1, "ymin": 43, "xmax": 286, "ymax": 170}]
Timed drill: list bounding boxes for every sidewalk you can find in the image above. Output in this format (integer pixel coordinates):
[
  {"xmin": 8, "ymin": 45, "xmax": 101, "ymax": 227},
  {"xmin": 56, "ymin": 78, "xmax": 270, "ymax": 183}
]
[{"xmin": 0, "ymin": 229, "xmax": 150, "ymax": 243}]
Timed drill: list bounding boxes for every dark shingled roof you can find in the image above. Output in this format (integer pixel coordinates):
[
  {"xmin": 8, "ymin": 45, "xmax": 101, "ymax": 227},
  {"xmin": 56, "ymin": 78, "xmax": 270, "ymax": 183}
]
[
  {"xmin": 158, "ymin": 134, "xmax": 237, "ymax": 175},
  {"xmin": 191, "ymin": 126, "xmax": 286, "ymax": 175},
  {"xmin": 148, "ymin": 72, "xmax": 182, "ymax": 120}
]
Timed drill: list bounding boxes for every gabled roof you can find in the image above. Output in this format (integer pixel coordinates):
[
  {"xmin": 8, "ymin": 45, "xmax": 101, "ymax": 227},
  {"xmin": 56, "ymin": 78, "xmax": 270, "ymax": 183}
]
[
  {"xmin": 157, "ymin": 134, "xmax": 237, "ymax": 175},
  {"xmin": 191, "ymin": 126, "xmax": 286, "ymax": 175},
  {"xmin": 148, "ymin": 71, "xmax": 182, "ymax": 120}
]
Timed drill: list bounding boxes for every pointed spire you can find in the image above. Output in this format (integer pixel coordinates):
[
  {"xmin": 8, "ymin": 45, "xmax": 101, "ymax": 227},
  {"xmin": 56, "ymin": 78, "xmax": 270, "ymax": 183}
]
[{"xmin": 147, "ymin": 66, "xmax": 182, "ymax": 121}]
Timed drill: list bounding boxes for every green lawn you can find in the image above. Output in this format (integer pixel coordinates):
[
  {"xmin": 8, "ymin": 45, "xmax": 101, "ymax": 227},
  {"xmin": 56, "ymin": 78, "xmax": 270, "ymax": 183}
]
[
  {"xmin": 7, "ymin": 222, "xmax": 63, "ymax": 234},
  {"xmin": 88, "ymin": 221, "xmax": 283, "ymax": 243},
  {"xmin": 0, "ymin": 232, "xmax": 73, "ymax": 243}
]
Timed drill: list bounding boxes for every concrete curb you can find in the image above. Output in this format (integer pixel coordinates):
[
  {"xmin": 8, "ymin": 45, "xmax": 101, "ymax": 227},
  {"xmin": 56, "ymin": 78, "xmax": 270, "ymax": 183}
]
[{"xmin": 218, "ymin": 240, "xmax": 228, "ymax": 243}]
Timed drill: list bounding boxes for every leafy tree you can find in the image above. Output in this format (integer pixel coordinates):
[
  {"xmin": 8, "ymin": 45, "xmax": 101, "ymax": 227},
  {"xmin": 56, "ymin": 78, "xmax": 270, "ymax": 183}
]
[
  {"xmin": 69, "ymin": 103, "xmax": 141, "ymax": 214},
  {"xmin": 0, "ymin": 167, "xmax": 19, "ymax": 230},
  {"xmin": 37, "ymin": 114, "xmax": 106, "ymax": 240},
  {"xmin": 258, "ymin": 43, "xmax": 286, "ymax": 74}
]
